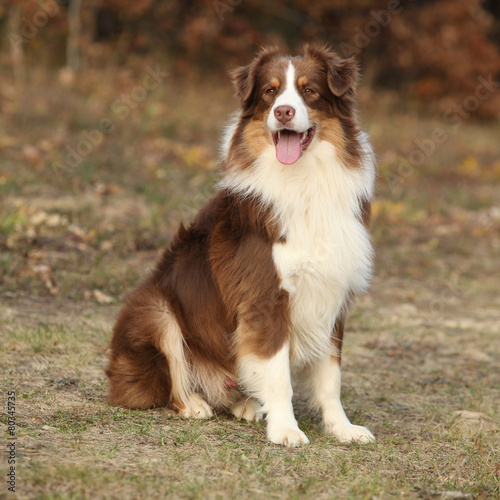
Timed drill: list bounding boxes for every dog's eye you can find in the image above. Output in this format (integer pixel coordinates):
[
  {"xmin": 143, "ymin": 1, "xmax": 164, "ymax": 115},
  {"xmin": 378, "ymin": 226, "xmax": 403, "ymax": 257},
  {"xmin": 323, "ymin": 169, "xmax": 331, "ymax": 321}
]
[
  {"xmin": 304, "ymin": 88, "xmax": 315, "ymax": 95},
  {"xmin": 265, "ymin": 88, "xmax": 276, "ymax": 96}
]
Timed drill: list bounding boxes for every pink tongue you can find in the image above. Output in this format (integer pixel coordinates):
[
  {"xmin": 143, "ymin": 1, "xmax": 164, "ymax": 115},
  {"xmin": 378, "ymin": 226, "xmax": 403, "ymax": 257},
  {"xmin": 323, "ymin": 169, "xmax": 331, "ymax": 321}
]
[{"xmin": 276, "ymin": 130, "xmax": 302, "ymax": 165}]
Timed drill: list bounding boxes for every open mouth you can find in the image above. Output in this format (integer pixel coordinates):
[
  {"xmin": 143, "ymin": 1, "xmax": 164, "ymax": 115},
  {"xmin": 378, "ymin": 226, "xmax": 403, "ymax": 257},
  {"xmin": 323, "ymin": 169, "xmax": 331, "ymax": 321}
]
[{"xmin": 272, "ymin": 127, "xmax": 316, "ymax": 165}]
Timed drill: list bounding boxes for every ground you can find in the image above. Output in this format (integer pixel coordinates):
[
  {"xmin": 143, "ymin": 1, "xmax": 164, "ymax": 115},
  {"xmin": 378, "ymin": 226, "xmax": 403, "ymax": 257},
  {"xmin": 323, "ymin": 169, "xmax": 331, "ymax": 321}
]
[{"xmin": 1, "ymin": 63, "xmax": 499, "ymax": 499}]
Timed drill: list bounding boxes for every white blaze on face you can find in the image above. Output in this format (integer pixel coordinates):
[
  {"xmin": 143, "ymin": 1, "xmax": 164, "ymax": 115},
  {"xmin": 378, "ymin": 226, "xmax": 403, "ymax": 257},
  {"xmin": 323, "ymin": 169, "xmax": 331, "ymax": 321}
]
[
  {"xmin": 267, "ymin": 62, "xmax": 310, "ymax": 133},
  {"xmin": 267, "ymin": 61, "xmax": 314, "ymax": 165}
]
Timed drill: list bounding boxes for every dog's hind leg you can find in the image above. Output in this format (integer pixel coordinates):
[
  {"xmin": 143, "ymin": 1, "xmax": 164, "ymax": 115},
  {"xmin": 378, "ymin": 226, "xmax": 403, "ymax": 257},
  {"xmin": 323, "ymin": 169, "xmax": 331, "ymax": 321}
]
[
  {"xmin": 230, "ymin": 396, "xmax": 263, "ymax": 422},
  {"xmin": 154, "ymin": 299, "xmax": 214, "ymax": 419},
  {"xmin": 107, "ymin": 284, "xmax": 214, "ymax": 418}
]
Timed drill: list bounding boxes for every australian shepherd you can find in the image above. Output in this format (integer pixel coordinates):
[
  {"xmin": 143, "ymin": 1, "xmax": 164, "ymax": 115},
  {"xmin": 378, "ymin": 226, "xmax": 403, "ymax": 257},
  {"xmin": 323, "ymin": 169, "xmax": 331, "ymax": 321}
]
[{"xmin": 106, "ymin": 46, "xmax": 376, "ymax": 447}]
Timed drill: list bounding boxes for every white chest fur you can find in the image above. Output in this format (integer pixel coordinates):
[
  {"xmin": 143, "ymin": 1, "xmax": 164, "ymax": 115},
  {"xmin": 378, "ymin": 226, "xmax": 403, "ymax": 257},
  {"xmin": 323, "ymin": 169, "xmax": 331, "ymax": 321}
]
[{"xmin": 221, "ymin": 138, "xmax": 376, "ymax": 367}]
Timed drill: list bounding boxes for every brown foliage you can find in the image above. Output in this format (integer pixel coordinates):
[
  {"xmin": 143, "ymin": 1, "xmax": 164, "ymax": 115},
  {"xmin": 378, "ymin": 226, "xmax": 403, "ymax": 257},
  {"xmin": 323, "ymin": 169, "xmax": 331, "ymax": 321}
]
[
  {"xmin": 1, "ymin": 0, "xmax": 500, "ymax": 117},
  {"xmin": 383, "ymin": 0, "xmax": 500, "ymax": 118}
]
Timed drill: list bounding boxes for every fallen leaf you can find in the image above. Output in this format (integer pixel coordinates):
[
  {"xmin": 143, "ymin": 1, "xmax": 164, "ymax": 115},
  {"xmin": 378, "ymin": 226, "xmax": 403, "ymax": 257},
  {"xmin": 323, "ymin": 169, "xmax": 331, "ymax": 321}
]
[{"xmin": 93, "ymin": 290, "xmax": 114, "ymax": 304}]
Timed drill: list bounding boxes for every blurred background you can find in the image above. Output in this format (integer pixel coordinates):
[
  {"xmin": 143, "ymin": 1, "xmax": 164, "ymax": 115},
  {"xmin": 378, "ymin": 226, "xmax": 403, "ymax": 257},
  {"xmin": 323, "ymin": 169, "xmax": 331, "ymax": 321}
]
[
  {"xmin": 1, "ymin": 3, "xmax": 500, "ymax": 496},
  {"xmin": 0, "ymin": 0, "xmax": 499, "ymax": 306}
]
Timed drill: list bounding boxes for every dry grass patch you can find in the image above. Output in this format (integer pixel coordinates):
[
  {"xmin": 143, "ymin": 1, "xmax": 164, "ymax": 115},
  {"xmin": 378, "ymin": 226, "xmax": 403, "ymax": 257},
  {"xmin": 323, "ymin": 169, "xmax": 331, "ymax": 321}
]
[{"xmin": 1, "ymin": 69, "xmax": 499, "ymax": 498}]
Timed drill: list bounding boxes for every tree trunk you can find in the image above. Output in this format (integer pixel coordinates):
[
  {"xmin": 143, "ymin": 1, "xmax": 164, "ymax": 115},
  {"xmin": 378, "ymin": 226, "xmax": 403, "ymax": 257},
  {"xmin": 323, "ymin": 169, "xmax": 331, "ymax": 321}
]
[
  {"xmin": 67, "ymin": 0, "xmax": 83, "ymax": 72},
  {"xmin": 8, "ymin": 4, "xmax": 26, "ymax": 82}
]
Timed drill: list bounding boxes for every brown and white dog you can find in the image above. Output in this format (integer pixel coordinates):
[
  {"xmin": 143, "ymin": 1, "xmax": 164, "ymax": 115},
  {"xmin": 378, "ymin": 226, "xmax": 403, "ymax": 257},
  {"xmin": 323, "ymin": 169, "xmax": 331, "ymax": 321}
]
[{"xmin": 106, "ymin": 46, "xmax": 376, "ymax": 447}]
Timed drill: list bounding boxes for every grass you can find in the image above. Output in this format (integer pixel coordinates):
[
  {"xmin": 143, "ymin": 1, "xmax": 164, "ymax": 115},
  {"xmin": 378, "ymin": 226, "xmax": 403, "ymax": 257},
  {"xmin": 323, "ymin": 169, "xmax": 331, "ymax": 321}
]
[{"xmin": 1, "ymin": 60, "xmax": 499, "ymax": 499}]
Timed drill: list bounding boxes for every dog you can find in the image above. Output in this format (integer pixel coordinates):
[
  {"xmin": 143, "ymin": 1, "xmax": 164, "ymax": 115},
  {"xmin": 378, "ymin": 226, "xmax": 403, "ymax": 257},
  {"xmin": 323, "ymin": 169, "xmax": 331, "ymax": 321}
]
[{"xmin": 106, "ymin": 46, "xmax": 376, "ymax": 447}]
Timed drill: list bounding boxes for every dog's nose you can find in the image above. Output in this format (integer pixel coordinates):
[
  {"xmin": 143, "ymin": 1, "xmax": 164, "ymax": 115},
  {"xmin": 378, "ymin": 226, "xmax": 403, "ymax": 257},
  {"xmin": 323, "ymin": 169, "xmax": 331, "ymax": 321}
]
[{"xmin": 274, "ymin": 105, "xmax": 295, "ymax": 124}]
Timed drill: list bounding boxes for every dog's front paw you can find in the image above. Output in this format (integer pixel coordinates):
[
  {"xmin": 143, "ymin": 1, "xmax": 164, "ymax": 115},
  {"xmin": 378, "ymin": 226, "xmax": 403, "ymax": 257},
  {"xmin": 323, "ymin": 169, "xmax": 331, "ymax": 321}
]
[
  {"xmin": 231, "ymin": 397, "xmax": 263, "ymax": 422},
  {"xmin": 177, "ymin": 393, "xmax": 214, "ymax": 419},
  {"xmin": 267, "ymin": 425, "xmax": 310, "ymax": 447},
  {"xmin": 324, "ymin": 422, "xmax": 375, "ymax": 444}
]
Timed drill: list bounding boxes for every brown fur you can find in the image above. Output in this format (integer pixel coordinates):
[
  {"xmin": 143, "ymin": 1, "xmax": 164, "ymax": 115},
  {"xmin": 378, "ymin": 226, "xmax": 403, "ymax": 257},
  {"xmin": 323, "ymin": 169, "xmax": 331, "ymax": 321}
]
[
  {"xmin": 106, "ymin": 190, "xmax": 288, "ymax": 410},
  {"xmin": 106, "ymin": 45, "xmax": 370, "ymax": 415}
]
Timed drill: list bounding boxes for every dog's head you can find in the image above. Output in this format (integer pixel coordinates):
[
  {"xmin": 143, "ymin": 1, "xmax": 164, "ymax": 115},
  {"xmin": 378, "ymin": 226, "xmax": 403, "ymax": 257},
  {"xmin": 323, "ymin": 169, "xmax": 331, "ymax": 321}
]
[{"xmin": 229, "ymin": 46, "xmax": 359, "ymax": 165}]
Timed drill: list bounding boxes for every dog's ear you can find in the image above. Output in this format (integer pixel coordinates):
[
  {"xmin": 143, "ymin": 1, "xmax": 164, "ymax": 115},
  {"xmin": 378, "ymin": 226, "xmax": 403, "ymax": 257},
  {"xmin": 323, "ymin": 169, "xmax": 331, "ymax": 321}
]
[
  {"xmin": 231, "ymin": 64, "xmax": 254, "ymax": 104},
  {"xmin": 231, "ymin": 47, "xmax": 280, "ymax": 116},
  {"xmin": 327, "ymin": 56, "xmax": 359, "ymax": 97},
  {"xmin": 305, "ymin": 45, "xmax": 359, "ymax": 97}
]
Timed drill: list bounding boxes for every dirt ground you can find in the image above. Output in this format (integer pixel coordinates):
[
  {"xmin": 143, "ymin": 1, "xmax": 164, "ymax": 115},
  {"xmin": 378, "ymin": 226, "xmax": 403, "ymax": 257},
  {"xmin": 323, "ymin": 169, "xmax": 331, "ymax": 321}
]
[{"xmin": 1, "ymin": 65, "xmax": 499, "ymax": 499}]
